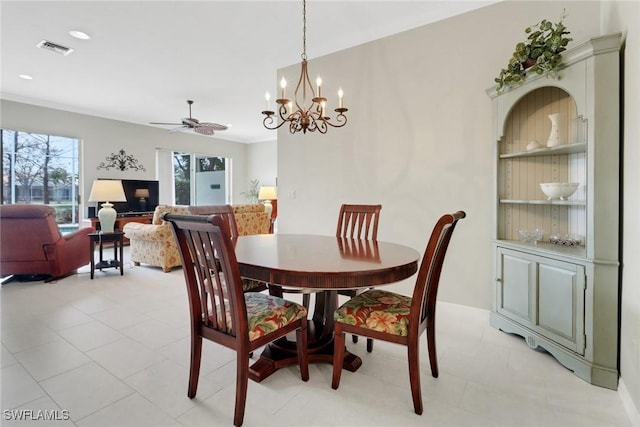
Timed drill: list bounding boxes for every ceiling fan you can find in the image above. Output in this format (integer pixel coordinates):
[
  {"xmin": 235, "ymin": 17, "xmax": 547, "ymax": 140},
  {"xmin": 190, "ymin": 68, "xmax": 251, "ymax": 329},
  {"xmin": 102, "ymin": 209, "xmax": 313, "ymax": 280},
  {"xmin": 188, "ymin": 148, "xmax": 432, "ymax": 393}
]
[{"xmin": 150, "ymin": 100, "xmax": 227, "ymax": 136}]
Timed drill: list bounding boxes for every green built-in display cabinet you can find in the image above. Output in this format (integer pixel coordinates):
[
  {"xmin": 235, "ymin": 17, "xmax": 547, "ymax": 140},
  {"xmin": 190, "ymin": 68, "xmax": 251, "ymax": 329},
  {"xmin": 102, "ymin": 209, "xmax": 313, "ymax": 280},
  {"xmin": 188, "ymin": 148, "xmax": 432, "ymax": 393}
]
[{"xmin": 486, "ymin": 33, "xmax": 621, "ymax": 389}]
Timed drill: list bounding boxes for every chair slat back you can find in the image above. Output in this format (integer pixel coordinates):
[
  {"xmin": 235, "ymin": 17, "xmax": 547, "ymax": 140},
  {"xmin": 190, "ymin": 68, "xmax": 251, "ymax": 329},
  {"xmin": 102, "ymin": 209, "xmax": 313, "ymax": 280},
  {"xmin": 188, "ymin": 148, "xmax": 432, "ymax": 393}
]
[
  {"xmin": 189, "ymin": 205, "xmax": 239, "ymax": 243},
  {"xmin": 164, "ymin": 213, "xmax": 246, "ymax": 338},
  {"xmin": 336, "ymin": 204, "xmax": 382, "ymax": 240},
  {"xmin": 411, "ymin": 211, "xmax": 466, "ymax": 325}
]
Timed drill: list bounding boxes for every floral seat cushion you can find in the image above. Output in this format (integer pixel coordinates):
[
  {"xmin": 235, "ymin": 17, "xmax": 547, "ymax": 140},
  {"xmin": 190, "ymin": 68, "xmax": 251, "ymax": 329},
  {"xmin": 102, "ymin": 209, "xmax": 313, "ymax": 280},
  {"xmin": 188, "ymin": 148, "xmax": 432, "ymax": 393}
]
[
  {"xmin": 206, "ymin": 261, "xmax": 266, "ymax": 293},
  {"xmin": 242, "ymin": 278, "xmax": 268, "ymax": 293},
  {"xmin": 209, "ymin": 292, "xmax": 307, "ymax": 341},
  {"xmin": 334, "ymin": 289, "xmax": 412, "ymax": 337}
]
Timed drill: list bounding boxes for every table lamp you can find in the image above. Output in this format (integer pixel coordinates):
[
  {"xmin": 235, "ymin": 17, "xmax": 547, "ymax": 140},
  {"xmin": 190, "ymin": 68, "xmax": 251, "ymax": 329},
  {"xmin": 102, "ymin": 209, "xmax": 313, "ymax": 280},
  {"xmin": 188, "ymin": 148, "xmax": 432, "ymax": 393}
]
[
  {"xmin": 134, "ymin": 188, "xmax": 150, "ymax": 211},
  {"xmin": 258, "ymin": 186, "xmax": 277, "ymax": 217},
  {"xmin": 88, "ymin": 179, "xmax": 126, "ymax": 233}
]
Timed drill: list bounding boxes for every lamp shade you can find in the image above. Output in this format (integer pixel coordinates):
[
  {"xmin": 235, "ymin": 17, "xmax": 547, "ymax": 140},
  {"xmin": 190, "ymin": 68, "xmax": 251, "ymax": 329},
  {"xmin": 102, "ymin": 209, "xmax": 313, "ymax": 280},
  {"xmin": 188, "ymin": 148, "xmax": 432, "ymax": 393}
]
[
  {"xmin": 88, "ymin": 179, "xmax": 127, "ymax": 202},
  {"xmin": 88, "ymin": 180, "xmax": 126, "ymax": 233},
  {"xmin": 134, "ymin": 188, "xmax": 150, "ymax": 198},
  {"xmin": 258, "ymin": 186, "xmax": 277, "ymax": 200}
]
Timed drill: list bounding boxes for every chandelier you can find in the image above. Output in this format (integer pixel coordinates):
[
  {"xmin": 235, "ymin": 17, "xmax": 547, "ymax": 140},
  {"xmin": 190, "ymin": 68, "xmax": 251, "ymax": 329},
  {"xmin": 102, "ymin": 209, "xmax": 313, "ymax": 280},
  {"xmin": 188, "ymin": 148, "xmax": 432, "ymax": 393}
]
[{"xmin": 262, "ymin": 0, "xmax": 348, "ymax": 134}]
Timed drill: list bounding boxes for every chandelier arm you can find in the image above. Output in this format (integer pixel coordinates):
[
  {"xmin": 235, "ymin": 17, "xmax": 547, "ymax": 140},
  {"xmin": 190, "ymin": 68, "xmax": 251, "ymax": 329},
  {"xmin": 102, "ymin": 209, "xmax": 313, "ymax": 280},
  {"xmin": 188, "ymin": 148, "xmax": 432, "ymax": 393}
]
[
  {"xmin": 310, "ymin": 102, "xmax": 326, "ymax": 117},
  {"xmin": 262, "ymin": 114, "xmax": 288, "ymax": 131},
  {"xmin": 324, "ymin": 114, "xmax": 348, "ymax": 128},
  {"xmin": 294, "ymin": 59, "xmax": 316, "ymax": 113},
  {"xmin": 277, "ymin": 103, "xmax": 291, "ymax": 121},
  {"xmin": 306, "ymin": 115, "xmax": 317, "ymax": 133},
  {"xmin": 290, "ymin": 118, "xmax": 303, "ymax": 134},
  {"xmin": 314, "ymin": 118, "xmax": 328, "ymax": 134}
]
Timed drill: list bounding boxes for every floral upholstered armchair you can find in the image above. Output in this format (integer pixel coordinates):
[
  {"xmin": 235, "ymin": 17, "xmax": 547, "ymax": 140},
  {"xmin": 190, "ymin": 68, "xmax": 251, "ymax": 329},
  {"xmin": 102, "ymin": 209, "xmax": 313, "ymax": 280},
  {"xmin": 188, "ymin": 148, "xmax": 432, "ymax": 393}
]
[
  {"xmin": 229, "ymin": 203, "xmax": 272, "ymax": 235},
  {"xmin": 123, "ymin": 205, "xmax": 191, "ymax": 272},
  {"xmin": 123, "ymin": 204, "xmax": 270, "ymax": 273}
]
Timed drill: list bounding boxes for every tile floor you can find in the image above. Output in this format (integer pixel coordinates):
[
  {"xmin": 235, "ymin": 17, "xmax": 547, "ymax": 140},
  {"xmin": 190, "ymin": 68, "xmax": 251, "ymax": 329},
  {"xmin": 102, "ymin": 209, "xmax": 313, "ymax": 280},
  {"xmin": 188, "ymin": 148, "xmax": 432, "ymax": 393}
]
[{"xmin": 1, "ymin": 248, "xmax": 632, "ymax": 426}]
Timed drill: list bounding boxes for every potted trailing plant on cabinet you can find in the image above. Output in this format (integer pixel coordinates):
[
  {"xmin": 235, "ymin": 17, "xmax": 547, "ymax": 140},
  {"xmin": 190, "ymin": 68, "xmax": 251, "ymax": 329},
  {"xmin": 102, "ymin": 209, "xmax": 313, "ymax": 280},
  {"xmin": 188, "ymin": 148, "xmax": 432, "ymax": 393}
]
[{"xmin": 495, "ymin": 10, "xmax": 572, "ymax": 92}]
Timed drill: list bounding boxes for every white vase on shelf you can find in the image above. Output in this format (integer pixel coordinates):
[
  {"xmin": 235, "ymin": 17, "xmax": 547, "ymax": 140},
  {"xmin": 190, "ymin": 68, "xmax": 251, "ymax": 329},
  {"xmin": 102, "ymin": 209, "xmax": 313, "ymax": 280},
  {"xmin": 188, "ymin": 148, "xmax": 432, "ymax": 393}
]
[{"xmin": 546, "ymin": 113, "xmax": 563, "ymax": 147}]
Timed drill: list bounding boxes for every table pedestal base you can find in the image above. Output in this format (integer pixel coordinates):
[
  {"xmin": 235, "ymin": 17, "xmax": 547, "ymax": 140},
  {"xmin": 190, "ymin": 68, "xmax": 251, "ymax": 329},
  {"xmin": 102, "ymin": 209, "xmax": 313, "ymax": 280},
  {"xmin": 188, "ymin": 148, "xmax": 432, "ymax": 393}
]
[
  {"xmin": 249, "ymin": 324, "xmax": 363, "ymax": 382},
  {"xmin": 249, "ymin": 289, "xmax": 363, "ymax": 382}
]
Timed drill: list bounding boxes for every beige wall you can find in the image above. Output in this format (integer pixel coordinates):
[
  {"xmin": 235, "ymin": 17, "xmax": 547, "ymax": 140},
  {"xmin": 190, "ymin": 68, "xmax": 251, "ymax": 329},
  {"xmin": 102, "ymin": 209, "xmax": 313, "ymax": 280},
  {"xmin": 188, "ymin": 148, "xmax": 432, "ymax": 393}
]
[
  {"xmin": 247, "ymin": 139, "xmax": 278, "ymax": 190},
  {"xmin": 275, "ymin": 0, "xmax": 639, "ymax": 418}
]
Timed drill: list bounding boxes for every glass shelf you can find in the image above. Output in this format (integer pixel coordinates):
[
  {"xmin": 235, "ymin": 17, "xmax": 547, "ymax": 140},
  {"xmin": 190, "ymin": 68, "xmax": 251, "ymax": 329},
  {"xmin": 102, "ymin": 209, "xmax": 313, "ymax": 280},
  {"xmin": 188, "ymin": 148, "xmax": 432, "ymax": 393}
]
[
  {"xmin": 495, "ymin": 239, "xmax": 586, "ymax": 259},
  {"xmin": 500, "ymin": 199, "xmax": 586, "ymax": 206},
  {"xmin": 499, "ymin": 142, "xmax": 586, "ymax": 159}
]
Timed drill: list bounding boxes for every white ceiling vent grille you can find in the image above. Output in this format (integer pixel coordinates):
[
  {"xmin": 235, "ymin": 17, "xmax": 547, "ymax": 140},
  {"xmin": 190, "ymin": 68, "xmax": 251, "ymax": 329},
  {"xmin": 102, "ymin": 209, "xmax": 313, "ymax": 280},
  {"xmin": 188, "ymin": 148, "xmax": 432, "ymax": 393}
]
[{"xmin": 36, "ymin": 40, "xmax": 74, "ymax": 56}]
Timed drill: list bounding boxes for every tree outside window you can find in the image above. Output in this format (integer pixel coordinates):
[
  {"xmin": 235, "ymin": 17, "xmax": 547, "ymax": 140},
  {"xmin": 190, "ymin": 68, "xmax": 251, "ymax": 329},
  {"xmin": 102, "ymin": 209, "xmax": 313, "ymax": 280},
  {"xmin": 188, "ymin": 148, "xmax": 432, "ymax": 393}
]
[
  {"xmin": 1, "ymin": 129, "xmax": 79, "ymax": 226},
  {"xmin": 173, "ymin": 152, "xmax": 227, "ymax": 205}
]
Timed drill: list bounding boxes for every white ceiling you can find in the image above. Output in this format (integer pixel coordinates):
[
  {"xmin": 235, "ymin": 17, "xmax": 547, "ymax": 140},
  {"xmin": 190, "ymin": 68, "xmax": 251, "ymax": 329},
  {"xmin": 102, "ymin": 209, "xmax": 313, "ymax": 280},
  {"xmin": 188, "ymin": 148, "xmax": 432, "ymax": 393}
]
[{"xmin": 1, "ymin": 1, "xmax": 497, "ymax": 143}]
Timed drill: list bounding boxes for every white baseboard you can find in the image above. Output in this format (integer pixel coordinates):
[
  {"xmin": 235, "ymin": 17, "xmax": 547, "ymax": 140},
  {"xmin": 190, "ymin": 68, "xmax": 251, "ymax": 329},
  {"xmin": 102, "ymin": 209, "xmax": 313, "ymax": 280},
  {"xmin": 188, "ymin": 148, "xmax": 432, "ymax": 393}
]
[{"xmin": 619, "ymin": 378, "xmax": 640, "ymax": 426}]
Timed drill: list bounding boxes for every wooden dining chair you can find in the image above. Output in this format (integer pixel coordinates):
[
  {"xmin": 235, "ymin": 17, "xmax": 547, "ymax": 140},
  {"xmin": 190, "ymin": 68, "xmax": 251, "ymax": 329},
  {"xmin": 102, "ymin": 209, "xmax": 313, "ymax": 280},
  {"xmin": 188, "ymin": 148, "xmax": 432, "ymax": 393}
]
[
  {"xmin": 331, "ymin": 211, "xmax": 466, "ymax": 415},
  {"xmin": 189, "ymin": 204, "xmax": 241, "ymax": 242},
  {"xmin": 336, "ymin": 204, "xmax": 381, "ymax": 239},
  {"xmin": 191, "ymin": 205, "xmax": 267, "ymax": 293},
  {"xmin": 164, "ymin": 213, "xmax": 309, "ymax": 427}
]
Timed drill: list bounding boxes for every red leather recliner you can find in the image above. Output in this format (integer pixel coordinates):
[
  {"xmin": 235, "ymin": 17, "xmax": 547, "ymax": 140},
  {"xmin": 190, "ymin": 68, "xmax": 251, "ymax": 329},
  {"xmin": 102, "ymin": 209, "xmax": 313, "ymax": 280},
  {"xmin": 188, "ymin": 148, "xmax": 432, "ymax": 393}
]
[{"xmin": 0, "ymin": 204, "xmax": 94, "ymax": 281}]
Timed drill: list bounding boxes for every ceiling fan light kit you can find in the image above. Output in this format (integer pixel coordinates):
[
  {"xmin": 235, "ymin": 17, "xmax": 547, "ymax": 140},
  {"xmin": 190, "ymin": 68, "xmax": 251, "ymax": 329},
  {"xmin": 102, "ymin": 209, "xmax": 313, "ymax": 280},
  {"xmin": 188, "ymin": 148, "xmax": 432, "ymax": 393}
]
[
  {"xmin": 262, "ymin": 0, "xmax": 348, "ymax": 135},
  {"xmin": 150, "ymin": 100, "xmax": 227, "ymax": 136}
]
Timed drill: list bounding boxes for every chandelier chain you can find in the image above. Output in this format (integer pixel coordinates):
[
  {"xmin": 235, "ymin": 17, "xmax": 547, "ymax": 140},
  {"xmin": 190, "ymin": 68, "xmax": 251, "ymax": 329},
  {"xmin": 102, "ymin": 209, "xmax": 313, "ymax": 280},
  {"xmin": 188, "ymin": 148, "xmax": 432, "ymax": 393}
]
[{"xmin": 302, "ymin": 0, "xmax": 307, "ymax": 60}]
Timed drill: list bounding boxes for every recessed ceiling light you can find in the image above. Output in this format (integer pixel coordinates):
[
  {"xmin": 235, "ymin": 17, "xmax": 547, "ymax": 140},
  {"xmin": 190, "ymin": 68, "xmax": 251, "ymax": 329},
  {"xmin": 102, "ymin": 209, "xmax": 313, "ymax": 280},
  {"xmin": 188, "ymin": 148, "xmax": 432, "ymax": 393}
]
[
  {"xmin": 69, "ymin": 30, "xmax": 90, "ymax": 40},
  {"xmin": 18, "ymin": 74, "xmax": 33, "ymax": 80}
]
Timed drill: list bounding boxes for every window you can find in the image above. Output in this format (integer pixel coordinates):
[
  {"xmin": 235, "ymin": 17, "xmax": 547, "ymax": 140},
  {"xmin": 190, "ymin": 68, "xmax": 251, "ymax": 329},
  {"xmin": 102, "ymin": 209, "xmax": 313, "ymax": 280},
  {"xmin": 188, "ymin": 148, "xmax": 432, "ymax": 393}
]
[
  {"xmin": 173, "ymin": 152, "xmax": 229, "ymax": 205},
  {"xmin": 1, "ymin": 129, "xmax": 80, "ymax": 227}
]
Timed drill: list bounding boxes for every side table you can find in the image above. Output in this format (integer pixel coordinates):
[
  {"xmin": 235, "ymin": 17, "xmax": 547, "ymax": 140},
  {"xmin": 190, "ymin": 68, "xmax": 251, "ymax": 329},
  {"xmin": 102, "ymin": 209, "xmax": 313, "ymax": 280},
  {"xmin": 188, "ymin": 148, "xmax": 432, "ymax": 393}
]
[
  {"xmin": 89, "ymin": 231, "xmax": 124, "ymax": 279},
  {"xmin": 82, "ymin": 213, "xmax": 153, "ymax": 245}
]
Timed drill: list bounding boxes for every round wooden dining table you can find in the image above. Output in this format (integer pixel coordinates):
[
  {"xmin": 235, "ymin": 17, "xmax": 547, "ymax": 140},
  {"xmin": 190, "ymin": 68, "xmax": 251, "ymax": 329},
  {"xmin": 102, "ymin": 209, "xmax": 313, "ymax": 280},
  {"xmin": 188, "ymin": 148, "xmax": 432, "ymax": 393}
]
[{"xmin": 234, "ymin": 233, "xmax": 420, "ymax": 382}]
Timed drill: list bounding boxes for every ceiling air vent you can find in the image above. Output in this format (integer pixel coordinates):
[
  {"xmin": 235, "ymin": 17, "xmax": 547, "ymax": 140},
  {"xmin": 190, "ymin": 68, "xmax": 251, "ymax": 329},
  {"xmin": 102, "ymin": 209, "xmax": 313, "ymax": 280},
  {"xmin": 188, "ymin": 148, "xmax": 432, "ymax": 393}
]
[{"xmin": 36, "ymin": 40, "xmax": 74, "ymax": 56}]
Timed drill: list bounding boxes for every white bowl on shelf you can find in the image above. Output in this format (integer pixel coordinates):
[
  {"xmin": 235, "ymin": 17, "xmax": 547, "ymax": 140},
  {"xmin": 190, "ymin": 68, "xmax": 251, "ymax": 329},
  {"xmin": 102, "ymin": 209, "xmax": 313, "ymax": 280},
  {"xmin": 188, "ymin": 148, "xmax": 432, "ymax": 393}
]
[{"xmin": 540, "ymin": 182, "xmax": 579, "ymax": 200}]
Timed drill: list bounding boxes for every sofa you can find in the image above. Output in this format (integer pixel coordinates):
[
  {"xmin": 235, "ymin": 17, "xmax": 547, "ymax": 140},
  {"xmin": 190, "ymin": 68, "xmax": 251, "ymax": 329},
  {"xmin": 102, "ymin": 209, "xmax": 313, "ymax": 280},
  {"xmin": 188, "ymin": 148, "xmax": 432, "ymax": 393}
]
[
  {"xmin": 0, "ymin": 204, "xmax": 94, "ymax": 282},
  {"xmin": 123, "ymin": 204, "xmax": 270, "ymax": 272}
]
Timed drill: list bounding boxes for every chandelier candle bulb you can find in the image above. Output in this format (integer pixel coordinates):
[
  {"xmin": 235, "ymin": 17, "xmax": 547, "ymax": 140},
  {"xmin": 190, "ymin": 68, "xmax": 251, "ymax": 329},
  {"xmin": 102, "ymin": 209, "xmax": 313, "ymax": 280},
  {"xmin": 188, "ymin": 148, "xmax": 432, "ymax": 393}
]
[
  {"xmin": 265, "ymin": 92, "xmax": 271, "ymax": 110},
  {"xmin": 338, "ymin": 88, "xmax": 343, "ymax": 108},
  {"xmin": 316, "ymin": 77, "xmax": 322, "ymax": 97},
  {"xmin": 280, "ymin": 77, "xmax": 287, "ymax": 99}
]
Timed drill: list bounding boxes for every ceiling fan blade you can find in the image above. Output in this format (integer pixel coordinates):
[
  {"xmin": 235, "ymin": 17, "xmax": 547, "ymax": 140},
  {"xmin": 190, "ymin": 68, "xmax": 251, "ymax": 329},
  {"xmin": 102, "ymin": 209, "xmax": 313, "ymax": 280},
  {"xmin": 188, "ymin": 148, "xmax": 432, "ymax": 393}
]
[
  {"xmin": 150, "ymin": 122, "xmax": 182, "ymax": 125},
  {"xmin": 199, "ymin": 122, "xmax": 228, "ymax": 131},
  {"xmin": 194, "ymin": 125, "xmax": 215, "ymax": 136},
  {"xmin": 169, "ymin": 126, "xmax": 189, "ymax": 133}
]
